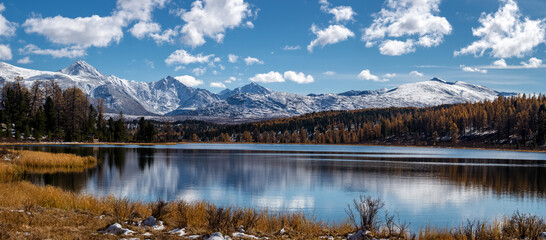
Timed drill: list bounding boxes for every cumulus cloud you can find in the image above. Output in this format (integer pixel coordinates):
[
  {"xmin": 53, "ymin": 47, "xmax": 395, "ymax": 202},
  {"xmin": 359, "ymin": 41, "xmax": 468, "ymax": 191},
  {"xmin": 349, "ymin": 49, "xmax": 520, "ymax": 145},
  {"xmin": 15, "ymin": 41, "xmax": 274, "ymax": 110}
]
[
  {"xmin": 383, "ymin": 73, "xmax": 396, "ymax": 78},
  {"xmin": 379, "ymin": 39, "xmax": 415, "ymax": 56},
  {"xmin": 328, "ymin": 6, "xmax": 356, "ymax": 22},
  {"xmin": 0, "ymin": 44, "xmax": 12, "ymax": 60},
  {"xmin": 17, "ymin": 56, "xmax": 32, "ymax": 64},
  {"xmin": 228, "ymin": 54, "xmax": 238, "ymax": 63},
  {"xmin": 179, "ymin": 0, "xmax": 254, "ymax": 47},
  {"xmin": 210, "ymin": 82, "xmax": 226, "ymax": 88},
  {"xmin": 410, "ymin": 70, "xmax": 424, "ymax": 77},
  {"xmin": 307, "ymin": 24, "xmax": 354, "ymax": 52},
  {"xmin": 249, "ymin": 71, "xmax": 285, "ymax": 83},
  {"xmin": 358, "ymin": 69, "xmax": 388, "ymax": 82},
  {"xmin": 130, "ymin": 21, "xmax": 161, "ymax": 39},
  {"xmin": 455, "ymin": 0, "xmax": 545, "ymax": 58},
  {"xmin": 0, "ymin": 4, "xmax": 16, "ymax": 37},
  {"xmin": 493, "ymin": 59, "xmax": 508, "ymax": 67},
  {"xmin": 22, "ymin": 0, "xmax": 168, "ymax": 51},
  {"xmin": 149, "ymin": 27, "xmax": 180, "ymax": 44},
  {"xmin": 23, "ymin": 15, "xmax": 125, "ymax": 48},
  {"xmin": 244, "ymin": 56, "xmax": 263, "ymax": 65},
  {"xmin": 165, "ymin": 49, "xmax": 214, "ymax": 65},
  {"xmin": 19, "ymin": 44, "xmax": 85, "ymax": 58},
  {"xmin": 174, "ymin": 75, "xmax": 203, "ymax": 87},
  {"xmin": 225, "ymin": 76, "xmax": 237, "ymax": 83},
  {"xmin": 461, "ymin": 65, "xmax": 487, "ymax": 73},
  {"xmin": 319, "ymin": 0, "xmax": 355, "ymax": 22},
  {"xmin": 283, "ymin": 71, "xmax": 314, "ymax": 84},
  {"xmin": 282, "ymin": 45, "xmax": 301, "ymax": 51},
  {"xmin": 192, "ymin": 67, "xmax": 206, "ymax": 76},
  {"xmin": 521, "ymin": 57, "xmax": 543, "ymax": 68},
  {"xmin": 323, "ymin": 71, "xmax": 336, "ymax": 76},
  {"xmin": 362, "ymin": 0, "xmax": 452, "ymax": 55}
]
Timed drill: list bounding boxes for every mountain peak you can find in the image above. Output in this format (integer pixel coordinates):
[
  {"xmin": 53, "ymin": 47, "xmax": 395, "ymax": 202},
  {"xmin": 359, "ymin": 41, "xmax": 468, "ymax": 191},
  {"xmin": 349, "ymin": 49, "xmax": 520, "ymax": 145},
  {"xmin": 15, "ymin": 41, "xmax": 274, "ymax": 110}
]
[
  {"xmin": 59, "ymin": 60, "xmax": 104, "ymax": 79},
  {"xmin": 429, "ymin": 77, "xmax": 447, "ymax": 83},
  {"xmin": 240, "ymin": 82, "xmax": 271, "ymax": 95}
]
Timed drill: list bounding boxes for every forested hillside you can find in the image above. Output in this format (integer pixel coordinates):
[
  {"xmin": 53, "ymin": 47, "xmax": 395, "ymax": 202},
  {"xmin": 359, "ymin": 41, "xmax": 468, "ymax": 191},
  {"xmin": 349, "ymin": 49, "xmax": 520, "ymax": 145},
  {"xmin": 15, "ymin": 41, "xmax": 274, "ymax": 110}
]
[{"xmin": 174, "ymin": 94, "xmax": 546, "ymax": 149}]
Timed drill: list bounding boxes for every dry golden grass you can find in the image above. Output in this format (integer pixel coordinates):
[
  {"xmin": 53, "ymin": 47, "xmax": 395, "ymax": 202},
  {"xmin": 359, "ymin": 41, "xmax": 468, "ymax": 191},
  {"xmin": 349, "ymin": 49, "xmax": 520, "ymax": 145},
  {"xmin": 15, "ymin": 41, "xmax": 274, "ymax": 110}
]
[
  {"xmin": 11, "ymin": 150, "xmax": 97, "ymax": 169},
  {"xmin": 0, "ymin": 162, "xmax": 23, "ymax": 182}
]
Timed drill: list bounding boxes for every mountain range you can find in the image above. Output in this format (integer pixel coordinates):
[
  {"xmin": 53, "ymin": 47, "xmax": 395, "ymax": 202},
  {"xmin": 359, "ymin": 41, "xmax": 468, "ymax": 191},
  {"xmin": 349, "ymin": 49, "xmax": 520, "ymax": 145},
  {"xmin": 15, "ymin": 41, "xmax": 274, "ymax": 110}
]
[{"xmin": 0, "ymin": 60, "xmax": 513, "ymax": 121}]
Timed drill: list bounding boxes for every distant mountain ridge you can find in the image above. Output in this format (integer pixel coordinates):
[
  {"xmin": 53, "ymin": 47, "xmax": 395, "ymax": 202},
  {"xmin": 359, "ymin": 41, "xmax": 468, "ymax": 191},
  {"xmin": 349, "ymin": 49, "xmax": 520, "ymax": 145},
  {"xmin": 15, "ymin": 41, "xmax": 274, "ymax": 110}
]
[{"xmin": 0, "ymin": 61, "xmax": 515, "ymax": 120}]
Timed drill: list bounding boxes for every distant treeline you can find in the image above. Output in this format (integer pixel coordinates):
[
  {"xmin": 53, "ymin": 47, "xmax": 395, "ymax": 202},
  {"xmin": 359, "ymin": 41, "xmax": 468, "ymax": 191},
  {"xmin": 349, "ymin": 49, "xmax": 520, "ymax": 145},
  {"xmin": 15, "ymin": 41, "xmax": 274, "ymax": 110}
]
[
  {"xmin": 1, "ymin": 78, "xmax": 545, "ymax": 149},
  {"xmin": 0, "ymin": 78, "xmax": 155, "ymax": 142},
  {"xmin": 172, "ymin": 94, "xmax": 546, "ymax": 149}
]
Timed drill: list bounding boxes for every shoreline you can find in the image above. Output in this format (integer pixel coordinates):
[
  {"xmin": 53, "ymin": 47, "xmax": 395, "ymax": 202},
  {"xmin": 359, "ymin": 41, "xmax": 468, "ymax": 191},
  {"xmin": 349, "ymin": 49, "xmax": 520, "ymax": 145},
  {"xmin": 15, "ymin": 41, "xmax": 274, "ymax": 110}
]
[{"xmin": 2, "ymin": 141, "xmax": 545, "ymax": 153}]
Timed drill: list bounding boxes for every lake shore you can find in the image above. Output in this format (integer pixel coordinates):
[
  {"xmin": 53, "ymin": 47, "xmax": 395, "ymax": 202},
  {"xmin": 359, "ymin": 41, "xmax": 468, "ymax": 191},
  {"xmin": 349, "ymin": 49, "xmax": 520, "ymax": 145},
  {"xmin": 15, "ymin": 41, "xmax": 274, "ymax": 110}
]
[
  {"xmin": 0, "ymin": 149, "xmax": 545, "ymax": 239},
  {"xmin": 2, "ymin": 141, "xmax": 545, "ymax": 153}
]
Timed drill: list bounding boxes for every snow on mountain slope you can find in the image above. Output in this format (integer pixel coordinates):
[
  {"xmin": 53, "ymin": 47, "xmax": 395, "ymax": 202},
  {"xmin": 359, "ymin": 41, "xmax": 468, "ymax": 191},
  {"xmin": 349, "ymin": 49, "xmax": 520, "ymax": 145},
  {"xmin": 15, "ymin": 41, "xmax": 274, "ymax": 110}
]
[{"xmin": 0, "ymin": 61, "xmax": 509, "ymax": 120}]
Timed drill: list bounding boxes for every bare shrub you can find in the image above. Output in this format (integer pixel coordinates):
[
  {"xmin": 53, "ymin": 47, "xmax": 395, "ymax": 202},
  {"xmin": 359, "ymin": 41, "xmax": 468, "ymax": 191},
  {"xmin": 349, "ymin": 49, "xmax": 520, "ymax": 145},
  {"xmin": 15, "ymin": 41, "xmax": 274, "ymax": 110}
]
[
  {"xmin": 346, "ymin": 195, "xmax": 385, "ymax": 232},
  {"xmin": 502, "ymin": 211, "xmax": 546, "ymax": 239},
  {"xmin": 151, "ymin": 199, "xmax": 168, "ymax": 220}
]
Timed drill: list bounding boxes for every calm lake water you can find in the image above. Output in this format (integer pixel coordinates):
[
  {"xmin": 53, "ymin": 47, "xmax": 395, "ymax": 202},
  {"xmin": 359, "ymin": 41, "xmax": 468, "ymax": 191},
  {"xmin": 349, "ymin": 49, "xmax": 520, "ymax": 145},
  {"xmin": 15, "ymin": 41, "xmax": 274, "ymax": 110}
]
[{"xmin": 14, "ymin": 143, "xmax": 546, "ymax": 229}]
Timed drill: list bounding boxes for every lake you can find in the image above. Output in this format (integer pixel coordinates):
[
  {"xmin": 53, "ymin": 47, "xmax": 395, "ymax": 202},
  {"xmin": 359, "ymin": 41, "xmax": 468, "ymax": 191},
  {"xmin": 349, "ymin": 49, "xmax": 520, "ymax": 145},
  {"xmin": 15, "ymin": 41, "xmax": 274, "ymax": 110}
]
[{"xmin": 15, "ymin": 143, "xmax": 546, "ymax": 229}]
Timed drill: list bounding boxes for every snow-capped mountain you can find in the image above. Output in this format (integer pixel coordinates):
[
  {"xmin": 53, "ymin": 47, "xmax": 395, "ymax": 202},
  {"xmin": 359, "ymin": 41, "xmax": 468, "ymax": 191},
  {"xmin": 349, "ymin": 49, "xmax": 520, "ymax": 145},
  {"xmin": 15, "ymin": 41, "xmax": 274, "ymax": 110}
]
[{"xmin": 0, "ymin": 61, "xmax": 512, "ymax": 120}]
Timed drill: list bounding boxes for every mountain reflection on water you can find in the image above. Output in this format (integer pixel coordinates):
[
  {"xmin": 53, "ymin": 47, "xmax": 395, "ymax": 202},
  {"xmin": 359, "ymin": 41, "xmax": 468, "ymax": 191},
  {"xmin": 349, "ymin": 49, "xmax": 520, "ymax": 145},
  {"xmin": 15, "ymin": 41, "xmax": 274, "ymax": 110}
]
[{"xmin": 17, "ymin": 144, "xmax": 546, "ymax": 228}]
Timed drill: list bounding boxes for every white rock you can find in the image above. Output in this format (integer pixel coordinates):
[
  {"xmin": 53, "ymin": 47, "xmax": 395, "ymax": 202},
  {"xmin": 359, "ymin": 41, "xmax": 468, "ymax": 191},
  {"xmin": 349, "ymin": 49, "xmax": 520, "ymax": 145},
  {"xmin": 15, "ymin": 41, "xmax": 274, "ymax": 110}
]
[
  {"xmin": 279, "ymin": 228, "xmax": 285, "ymax": 235},
  {"xmin": 187, "ymin": 235, "xmax": 201, "ymax": 239},
  {"xmin": 540, "ymin": 232, "xmax": 546, "ymax": 239},
  {"xmin": 348, "ymin": 230, "xmax": 365, "ymax": 240},
  {"xmin": 238, "ymin": 225, "xmax": 245, "ymax": 233},
  {"xmin": 105, "ymin": 223, "xmax": 135, "ymax": 235},
  {"xmin": 232, "ymin": 232, "xmax": 269, "ymax": 239},
  {"xmin": 207, "ymin": 232, "xmax": 226, "ymax": 240},
  {"xmin": 169, "ymin": 228, "xmax": 186, "ymax": 236}
]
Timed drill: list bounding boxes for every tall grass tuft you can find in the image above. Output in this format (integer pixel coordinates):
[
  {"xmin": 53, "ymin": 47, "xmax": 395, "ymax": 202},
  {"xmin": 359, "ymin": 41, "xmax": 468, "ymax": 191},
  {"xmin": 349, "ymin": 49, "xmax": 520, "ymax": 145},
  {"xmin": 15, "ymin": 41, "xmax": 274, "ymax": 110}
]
[{"xmin": 12, "ymin": 150, "xmax": 97, "ymax": 169}]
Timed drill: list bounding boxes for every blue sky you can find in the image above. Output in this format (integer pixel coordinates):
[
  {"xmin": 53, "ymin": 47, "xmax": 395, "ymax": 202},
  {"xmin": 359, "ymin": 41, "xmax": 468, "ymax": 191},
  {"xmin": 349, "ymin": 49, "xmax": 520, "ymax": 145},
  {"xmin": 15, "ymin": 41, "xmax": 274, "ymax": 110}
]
[{"xmin": 0, "ymin": 0, "xmax": 544, "ymax": 94}]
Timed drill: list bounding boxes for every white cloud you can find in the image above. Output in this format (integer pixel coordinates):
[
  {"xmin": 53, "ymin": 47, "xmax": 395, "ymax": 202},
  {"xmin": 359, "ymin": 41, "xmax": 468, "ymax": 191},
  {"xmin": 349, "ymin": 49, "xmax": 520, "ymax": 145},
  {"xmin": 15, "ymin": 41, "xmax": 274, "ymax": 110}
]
[
  {"xmin": 213, "ymin": 57, "xmax": 221, "ymax": 62},
  {"xmin": 19, "ymin": 44, "xmax": 85, "ymax": 58},
  {"xmin": 0, "ymin": 44, "xmax": 12, "ymax": 60},
  {"xmin": 461, "ymin": 65, "xmax": 487, "ymax": 73},
  {"xmin": 17, "ymin": 56, "xmax": 32, "ymax": 64},
  {"xmin": 116, "ymin": 0, "xmax": 169, "ymax": 22},
  {"xmin": 358, "ymin": 69, "xmax": 388, "ymax": 82},
  {"xmin": 130, "ymin": 21, "xmax": 161, "ymax": 39},
  {"xmin": 0, "ymin": 3, "xmax": 16, "ymax": 37},
  {"xmin": 493, "ymin": 59, "xmax": 508, "ymax": 67},
  {"xmin": 383, "ymin": 73, "xmax": 396, "ymax": 78},
  {"xmin": 379, "ymin": 39, "xmax": 415, "ymax": 56},
  {"xmin": 244, "ymin": 56, "xmax": 263, "ymax": 65},
  {"xmin": 192, "ymin": 67, "xmax": 206, "ymax": 76},
  {"xmin": 174, "ymin": 66, "xmax": 185, "ymax": 71},
  {"xmin": 149, "ymin": 27, "xmax": 180, "ymax": 44},
  {"xmin": 323, "ymin": 71, "xmax": 336, "ymax": 76},
  {"xmin": 249, "ymin": 71, "xmax": 285, "ymax": 83},
  {"xmin": 165, "ymin": 49, "xmax": 214, "ymax": 65},
  {"xmin": 23, "ymin": 15, "xmax": 125, "ymax": 48},
  {"xmin": 479, "ymin": 57, "xmax": 545, "ymax": 69},
  {"xmin": 210, "ymin": 82, "xmax": 226, "ymax": 88},
  {"xmin": 283, "ymin": 71, "xmax": 314, "ymax": 84},
  {"xmin": 22, "ymin": 0, "xmax": 168, "ymax": 50},
  {"xmin": 307, "ymin": 24, "xmax": 354, "ymax": 52},
  {"xmin": 410, "ymin": 70, "xmax": 424, "ymax": 77},
  {"xmin": 225, "ymin": 76, "xmax": 237, "ymax": 83},
  {"xmin": 521, "ymin": 57, "xmax": 543, "ymax": 68},
  {"xmin": 174, "ymin": 75, "xmax": 203, "ymax": 87},
  {"xmin": 328, "ymin": 6, "xmax": 356, "ymax": 22},
  {"xmin": 144, "ymin": 59, "xmax": 155, "ymax": 69},
  {"xmin": 282, "ymin": 45, "xmax": 301, "ymax": 51},
  {"xmin": 454, "ymin": 0, "xmax": 545, "ymax": 58},
  {"xmin": 319, "ymin": 0, "xmax": 355, "ymax": 23},
  {"xmin": 179, "ymin": 0, "xmax": 254, "ymax": 47},
  {"xmin": 362, "ymin": 0, "xmax": 452, "ymax": 55},
  {"xmin": 228, "ymin": 54, "xmax": 238, "ymax": 63}
]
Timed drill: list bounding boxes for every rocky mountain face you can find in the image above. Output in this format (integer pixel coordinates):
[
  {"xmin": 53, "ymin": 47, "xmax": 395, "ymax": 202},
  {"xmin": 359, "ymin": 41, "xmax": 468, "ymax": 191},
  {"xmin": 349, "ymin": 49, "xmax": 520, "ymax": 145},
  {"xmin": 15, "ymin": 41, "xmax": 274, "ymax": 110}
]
[{"xmin": 0, "ymin": 61, "xmax": 512, "ymax": 120}]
